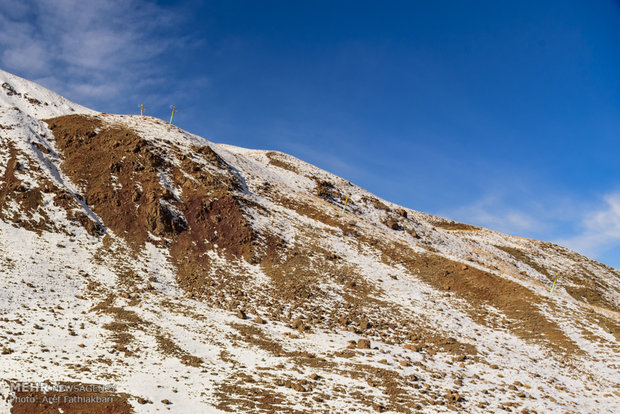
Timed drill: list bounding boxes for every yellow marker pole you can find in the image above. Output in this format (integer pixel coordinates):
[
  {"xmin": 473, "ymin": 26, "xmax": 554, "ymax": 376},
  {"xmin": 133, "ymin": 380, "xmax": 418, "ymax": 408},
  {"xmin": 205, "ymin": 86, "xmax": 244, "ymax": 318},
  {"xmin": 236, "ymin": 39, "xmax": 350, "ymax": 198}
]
[
  {"xmin": 139, "ymin": 104, "xmax": 144, "ymax": 116},
  {"xmin": 169, "ymin": 105, "xmax": 176, "ymax": 124},
  {"xmin": 341, "ymin": 196, "xmax": 349, "ymax": 216},
  {"xmin": 550, "ymin": 273, "xmax": 559, "ymax": 295}
]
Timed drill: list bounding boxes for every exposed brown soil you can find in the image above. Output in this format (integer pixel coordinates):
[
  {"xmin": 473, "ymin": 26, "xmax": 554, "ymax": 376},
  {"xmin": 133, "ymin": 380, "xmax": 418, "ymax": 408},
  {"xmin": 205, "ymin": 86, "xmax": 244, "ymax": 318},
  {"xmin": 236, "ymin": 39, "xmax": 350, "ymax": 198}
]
[
  {"xmin": 214, "ymin": 379, "xmax": 288, "ymax": 413},
  {"xmin": 433, "ymin": 219, "xmax": 480, "ymax": 231},
  {"xmin": 564, "ymin": 285, "xmax": 618, "ymax": 313},
  {"xmin": 10, "ymin": 381, "xmax": 134, "ymax": 414},
  {"xmin": 45, "ymin": 114, "xmax": 255, "ymax": 297},
  {"xmin": 585, "ymin": 312, "xmax": 620, "ymax": 342},
  {"xmin": 273, "ymin": 192, "xmax": 345, "ymax": 229},
  {"xmin": 258, "ymin": 234, "xmax": 382, "ymax": 326},
  {"xmin": 342, "ymin": 364, "xmax": 440, "ymax": 412},
  {"xmin": 0, "ymin": 143, "xmax": 51, "ymax": 234},
  {"xmin": 171, "ymin": 188, "xmax": 253, "ymax": 287},
  {"xmin": 259, "ymin": 239, "xmax": 335, "ymax": 304},
  {"xmin": 384, "ymin": 242, "xmax": 580, "ymax": 355},
  {"xmin": 216, "ymin": 323, "xmax": 438, "ymax": 413},
  {"xmin": 229, "ymin": 322, "xmax": 285, "ymax": 355},
  {"xmin": 497, "ymin": 244, "xmax": 620, "ymax": 313},
  {"xmin": 155, "ymin": 334, "xmax": 203, "ymax": 367},
  {"xmin": 45, "ymin": 115, "xmax": 180, "ymax": 247},
  {"xmin": 99, "ymin": 306, "xmax": 147, "ymax": 357},
  {"xmin": 265, "ymin": 151, "xmax": 300, "ymax": 174},
  {"xmin": 313, "ymin": 177, "xmax": 348, "ymax": 208},
  {"xmin": 361, "ymin": 195, "xmax": 390, "ymax": 212},
  {"xmin": 494, "ymin": 245, "xmax": 551, "ymax": 279}
]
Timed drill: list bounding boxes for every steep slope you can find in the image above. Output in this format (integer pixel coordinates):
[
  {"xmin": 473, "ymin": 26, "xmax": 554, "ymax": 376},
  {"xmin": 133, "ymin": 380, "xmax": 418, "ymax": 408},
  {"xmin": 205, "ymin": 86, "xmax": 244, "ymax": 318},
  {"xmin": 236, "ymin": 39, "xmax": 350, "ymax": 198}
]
[{"xmin": 0, "ymin": 70, "xmax": 618, "ymax": 413}]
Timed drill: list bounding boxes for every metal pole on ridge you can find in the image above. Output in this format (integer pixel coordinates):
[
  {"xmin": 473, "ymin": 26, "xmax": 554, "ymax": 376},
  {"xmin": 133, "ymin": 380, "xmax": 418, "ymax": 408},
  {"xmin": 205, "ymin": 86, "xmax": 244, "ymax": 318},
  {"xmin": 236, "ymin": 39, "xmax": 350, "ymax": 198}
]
[
  {"xmin": 341, "ymin": 196, "xmax": 350, "ymax": 216},
  {"xmin": 169, "ymin": 105, "xmax": 177, "ymax": 124},
  {"xmin": 549, "ymin": 273, "xmax": 559, "ymax": 295}
]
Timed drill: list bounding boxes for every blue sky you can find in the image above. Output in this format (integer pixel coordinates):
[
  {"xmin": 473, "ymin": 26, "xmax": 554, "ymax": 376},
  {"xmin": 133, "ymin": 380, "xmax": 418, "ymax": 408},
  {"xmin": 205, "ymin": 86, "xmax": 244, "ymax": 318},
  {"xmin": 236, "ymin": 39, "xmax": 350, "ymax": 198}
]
[{"xmin": 1, "ymin": 0, "xmax": 619, "ymax": 269}]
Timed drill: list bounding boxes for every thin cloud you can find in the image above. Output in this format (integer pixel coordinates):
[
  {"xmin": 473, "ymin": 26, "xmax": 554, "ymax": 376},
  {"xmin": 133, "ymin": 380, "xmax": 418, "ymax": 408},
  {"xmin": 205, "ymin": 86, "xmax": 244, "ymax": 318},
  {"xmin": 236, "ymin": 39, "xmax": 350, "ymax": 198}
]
[
  {"xmin": 0, "ymin": 0, "xmax": 189, "ymax": 106},
  {"xmin": 559, "ymin": 193, "xmax": 620, "ymax": 258},
  {"xmin": 444, "ymin": 194, "xmax": 548, "ymax": 236},
  {"xmin": 2, "ymin": 41, "xmax": 49, "ymax": 73},
  {"xmin": 447, "ymin": 190, "xmax": 620, "ymax": 266}
]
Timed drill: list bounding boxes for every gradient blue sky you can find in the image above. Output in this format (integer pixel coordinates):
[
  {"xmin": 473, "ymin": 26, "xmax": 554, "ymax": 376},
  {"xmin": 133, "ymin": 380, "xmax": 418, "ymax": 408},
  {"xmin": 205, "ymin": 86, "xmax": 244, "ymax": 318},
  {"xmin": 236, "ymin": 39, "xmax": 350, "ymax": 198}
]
[{"xmin": 1, "ymin": 0, "xmax": 619, "ymax": 268}]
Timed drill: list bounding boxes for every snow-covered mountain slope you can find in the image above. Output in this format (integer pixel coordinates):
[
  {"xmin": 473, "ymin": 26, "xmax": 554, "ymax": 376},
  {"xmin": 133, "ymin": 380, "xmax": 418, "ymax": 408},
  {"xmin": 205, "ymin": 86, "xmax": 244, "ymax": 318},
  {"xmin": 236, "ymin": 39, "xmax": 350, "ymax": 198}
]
[{"xmin": 0, "ymin": 70, "xmax": 618, "ymax": 413}]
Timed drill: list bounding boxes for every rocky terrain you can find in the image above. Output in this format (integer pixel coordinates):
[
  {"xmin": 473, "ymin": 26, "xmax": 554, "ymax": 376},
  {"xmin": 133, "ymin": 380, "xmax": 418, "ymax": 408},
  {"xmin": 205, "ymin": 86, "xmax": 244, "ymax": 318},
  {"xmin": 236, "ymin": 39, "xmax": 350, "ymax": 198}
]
[{"xmin": 0, "ymin": 69, "xmax": 619, "ymax": 413}]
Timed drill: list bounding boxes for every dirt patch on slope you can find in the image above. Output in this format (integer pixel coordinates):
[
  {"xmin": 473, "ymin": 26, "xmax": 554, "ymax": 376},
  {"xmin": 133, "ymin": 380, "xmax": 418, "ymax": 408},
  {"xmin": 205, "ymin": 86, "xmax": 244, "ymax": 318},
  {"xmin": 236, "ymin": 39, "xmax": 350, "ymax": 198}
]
[
  {"xmin": 343, "ymin": 364, "xmax": 441, "ymax": 412},
  {"xmin": 0, "ymin": 143, "xmax": 51, "ymax": 233},
  {"xmin": 494, "ymin": 245, "xmax": 551, "ymax": 279},
  {"xmin": 45, "ymin": 114, "xmax": 255, "ymax": 296},
  {"xmin": 433, "ymin": 219, "xmax": 480, "ymax": 231},
  {"xmin": 265, "ymin": 151, "xmax": 300, "ymax": 174},
  {"xmin": 271, "ymin": 191, "xmax": 348, "ymax": 231},
  {"xmin": 497, "ymin": 244, "xmax": 620, "ymax": 313},
  {"xmin": 385, "ymin": 243, "xmax": 579, "ymax": 355},
  {"xmin": 171, "ymin": 189, "xmax": 254, "ymax": 289},
  {"xmin": 257, "ymin": 232, "xmax": 388, "ymax": 327},
  {"xmin": 361, "ymin": 195, "xmax": 390, "ymax": 212},
  {"xmin": 312, "ymin": 177, "xmax": 349, "ymax": 208},
  {"xmin": 214, "ymin": 378, "xmax": 287, "ymax": 413},
  {"xmin": 99, "ymin": 306, "xmax": 147, "ymax": 357},
  {"xmin": 155, "ymin": 334, "xmax": 204, "ymax": 367},
  {"xmin": 45, "ymin": 115, "xmax": 182, "ymax": 248},
  {"xmin": 229, "ymin": 322, "xmax": 285, "ymax": 355}
]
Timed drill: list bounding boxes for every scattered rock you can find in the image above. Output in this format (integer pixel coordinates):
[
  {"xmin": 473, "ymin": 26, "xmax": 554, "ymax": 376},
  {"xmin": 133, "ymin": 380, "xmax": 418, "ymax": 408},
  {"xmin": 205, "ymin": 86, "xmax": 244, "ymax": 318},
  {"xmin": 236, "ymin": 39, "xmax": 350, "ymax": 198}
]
[
  {"xmin": 357, "ymin": 339, "xmax": 371, "ymax": 349},
  {"xmin": 291, "ymin": 382, "xmax": 307, "ymax": 392},
  {"xmin": 360, "ymin": 319, "xmax": 371, "ymax": 331},
  {"xmin": 385, "ymin": 218, "xmax": 402, "ymax": 231},
  {"xmin": 446, "ymin": 390, "xmax": 464, "ymax": 402},
  {"xmin": 291, "ymin": 317, "xmax": 303, "ymax": 330}
]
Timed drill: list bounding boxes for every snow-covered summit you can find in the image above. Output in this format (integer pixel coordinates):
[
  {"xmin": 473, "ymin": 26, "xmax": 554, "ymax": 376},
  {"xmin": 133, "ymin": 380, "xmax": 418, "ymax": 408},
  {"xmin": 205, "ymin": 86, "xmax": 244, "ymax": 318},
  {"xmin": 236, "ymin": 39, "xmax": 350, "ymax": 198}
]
[{"xmin": 0, "ymin": 69, "xmax": 95, "ymax": 119}]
